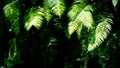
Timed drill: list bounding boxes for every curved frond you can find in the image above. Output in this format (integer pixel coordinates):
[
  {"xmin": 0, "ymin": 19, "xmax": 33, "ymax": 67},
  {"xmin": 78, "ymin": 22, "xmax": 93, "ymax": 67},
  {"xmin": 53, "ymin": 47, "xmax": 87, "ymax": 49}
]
[
  {"xmin": 3, "ymin": 0, "xmax": 21, "ymax": 22},
  {"xmin": 88, "ymin": 18, "xmax": 112, "ymax": 51},
  {"xmin": 67, "ymin": 4, "xmax": 83, "ymax": 20},
  {"xmin": 68, "ymin": 5, "xmax": 93, "ymax": 36},
  {"xmin": 24, "ymin": 7, "xmax": 44, "ymax": 31},
  {"xmin": 43, "ymin": 1, "xmax": 53, "ymax": 22},
  {"xmin": 68, "ymin": 21, "xmax": 79, "ymax": 35},
  {"xmin": 75, "ymin": 5, "xmax": 94, "ymax": 28},
  {"xmin": 46, "ymin": 0, "xmax": 66, "ymax": 17}
]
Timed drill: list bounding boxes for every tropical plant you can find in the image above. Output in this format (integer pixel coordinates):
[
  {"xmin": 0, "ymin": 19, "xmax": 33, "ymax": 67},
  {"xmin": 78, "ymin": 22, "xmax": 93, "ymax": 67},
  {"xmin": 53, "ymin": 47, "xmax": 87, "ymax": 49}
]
[{"xmin": 0, "ymin": 0, "xmax": 119, "ymax": 68}]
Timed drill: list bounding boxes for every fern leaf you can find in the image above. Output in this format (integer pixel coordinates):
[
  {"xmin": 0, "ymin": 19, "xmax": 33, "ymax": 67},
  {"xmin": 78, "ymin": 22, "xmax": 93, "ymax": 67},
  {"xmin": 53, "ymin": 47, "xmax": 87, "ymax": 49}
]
[
  {"xmin": 112, "ymin": 0, "xmax": 118, "ymax": 7},
  {"xmin": 67, "ymin": 4, "xmax": 83, "ymax": 20},
  {"xmin": 68, "ymin": 21, "xmax": 79, "ymax": 35},
  {"xmin": 88, "ymin": 18, "xmax": 112, "ymax": 51},
  {"xmin": 68, "ymin": 5, "xmax": 93, "ymax": 36},
  {"xmin": 75, "ymin": 5, "xmax": 93, "ymax": 28},
  {"xmin": 46, "ymin": 0, "xmax": 66, "ymax": 17},
  {"xmin": 3, "ymin": 0, "xmax": 21, "ymax": 22},
  {"xmin": 24, "ymin": 7, "xmax": 44, "ymax": 31},
  {"xmin": 43, "ymin": 1, "xmax": 52, "ymax": 22}
]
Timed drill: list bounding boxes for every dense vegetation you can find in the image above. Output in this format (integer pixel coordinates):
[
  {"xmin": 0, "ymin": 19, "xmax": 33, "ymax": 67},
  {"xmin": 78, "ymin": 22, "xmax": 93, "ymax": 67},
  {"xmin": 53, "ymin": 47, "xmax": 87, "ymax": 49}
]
[{"xmin": 0, "ymin": 0, "xmax": 120, "ymax": 68}]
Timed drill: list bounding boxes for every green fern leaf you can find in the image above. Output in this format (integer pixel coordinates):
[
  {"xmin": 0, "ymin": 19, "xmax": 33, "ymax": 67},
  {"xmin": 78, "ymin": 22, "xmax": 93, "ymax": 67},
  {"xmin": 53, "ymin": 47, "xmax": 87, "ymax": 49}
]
[
  {"xmin": 67, "ymin": 4, "xmax": 83, "ymax": 20},
  {"xmin": 68, "ymin": 21, "xmax": 79, "ymax": 35},
  {"xmin": 112, "ymin": 0, "xmax": 118, "ymax": 7},
  {"xmin": 88, "ymin": 18, "xmax": 112, "ymax": 51},
  {"xmin": 46, "ymin": 0, "xmax": 66, "ymax": 17},
  {"xmin": 3, "ymin": 0, "xmax": 21, "ymax": 22},
  {"xmin": 68, "ymin": 5, "xmax": 93, "ymax": 36},
  {"xmin": 24, "ymin": 7, "xmax": 44, "ymax": 31},
  {"xmin": 75, "ymin": 5, "xmax": 93, "ymax": 28},
  {"xmin": 43, "ymin": 1, "xmax": 52, "ymax": 22}
]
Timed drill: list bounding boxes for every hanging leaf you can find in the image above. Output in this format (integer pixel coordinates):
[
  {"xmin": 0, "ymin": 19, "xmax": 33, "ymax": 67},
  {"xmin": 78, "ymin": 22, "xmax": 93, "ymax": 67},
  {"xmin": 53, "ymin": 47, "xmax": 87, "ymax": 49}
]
[
  {"xmin": 43, "ymin": 1, "xmax": 53, "ymax": 22},
  {"xmin": 68, "ymin": 5, "xmax": 93, "ymax": 36},
  {"xmin": 112, "ymin": 0, "xmax": 118, "ymax": 7},
  {"xmin": 24, "ymin": 6, "xmax": 44, "ymax": 31},
  {"xmin": 68, "ymin": 21, "xmax": 79, "ymax": 35},
  {"xmin": 3, "ymin": 0, "xmax": 21, "ymax": 22},
  {"xmin": 67, "ymin": 4, "xmax": 83, "ymax": 20},
  {"xmin": 75, "ymin": 5, "xmax": 94, "ymax": 28},
  {"xmin": 88, "ymin": 18, "xmax": 113, "ymax": 51},
  {"xmin": 45, "ymin": 0, "xmax": 66, "ymax": 17}
]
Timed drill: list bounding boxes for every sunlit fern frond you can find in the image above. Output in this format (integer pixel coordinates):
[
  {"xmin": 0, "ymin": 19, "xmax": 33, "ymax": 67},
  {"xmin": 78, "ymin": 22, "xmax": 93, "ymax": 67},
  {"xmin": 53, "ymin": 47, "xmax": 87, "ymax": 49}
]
[
  {"xmin": 68, "ymin": 21, "xmax": 79, "ymax": 35},
  {"xmin": 24, "ymin": 6, "xmax": 44, "ymax": 31},
  {"xmin": 68, "ymin": 5, "xmax": 93, "ymax": 36},
  {"xmin": 46, "ymin": 0, "xmax": 66, "ymax": 17},
  {"xmin": 88, "ymin": 18, "xmax": 113, "ymax": 51},
  {"xmin": 43, "ymin": 1, "xmax": 53, "ymax": 22},
  {"xmin": 67, "ymin": 4, "xmax": 83, "ymax": 20},
  {"xmin": 75, "ymin": 5, "xmax": 94, "ymax": 28},
  {"xmin": 3, "ymin": 0, "xmax": 21, "ymax": 22}
]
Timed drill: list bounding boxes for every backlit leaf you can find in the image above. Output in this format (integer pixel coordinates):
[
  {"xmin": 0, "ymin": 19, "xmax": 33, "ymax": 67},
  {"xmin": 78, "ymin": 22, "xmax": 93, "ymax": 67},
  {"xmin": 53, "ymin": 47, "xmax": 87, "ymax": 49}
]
[{"xmin": 24, "ymin": 7, "xmax": 44, "ymax": 31}]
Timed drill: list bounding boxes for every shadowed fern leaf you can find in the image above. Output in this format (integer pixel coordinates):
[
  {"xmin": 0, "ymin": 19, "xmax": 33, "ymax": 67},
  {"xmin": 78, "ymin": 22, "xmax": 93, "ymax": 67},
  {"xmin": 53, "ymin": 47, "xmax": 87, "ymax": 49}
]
[
  {"xmin": 88, "ymin": 18, "xmax": 113, "ymax": 51},
  {"xmin": 24, "ymin": 7, "xmax": 44, "ymax": 31},
  {"xmin": 43, "ymin": 0, "xmax": 53, "ymax": 22},
  {"xmin": 3, "ymin": 0, "xmax": 21, "ymax": 23},
  {"xmin": 45, "ymin": 0, "xmax": 66, "ymax": 17}
]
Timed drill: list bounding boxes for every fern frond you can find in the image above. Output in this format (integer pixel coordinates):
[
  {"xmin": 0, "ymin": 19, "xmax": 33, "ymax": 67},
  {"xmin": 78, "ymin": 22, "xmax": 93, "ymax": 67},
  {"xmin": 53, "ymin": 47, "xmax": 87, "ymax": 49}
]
[
  {"xmin": 75, "ymin": 5, "xmax": 94, "ymax": 28},
  {"xmin": 68, "ymin": 21, "xmax": 79, "ymax": 35},
  {"xmin": 43, "ymin": 1, "xmax": 52, "ymax": 22},
  {"xmin": 24, "ymin": 7, "xmax": 44, "ymax": 31},
  {"xmin": 3, "ymin": 0, "xmax": 21, "ymax": 22},
  {"xmin": 68, "ymin": 5, "xmax": 93, "ymax": 36},
  {"xmin": 88, "ymin": 18, "xmax": 112, "ymax": 51},
  {"xmin": 67, "ymin": 4, "xmax": 83, "ymax": 20},
  {"xmin": 46, "ymin": 0, "xmax": 66, "ymax": 17}
]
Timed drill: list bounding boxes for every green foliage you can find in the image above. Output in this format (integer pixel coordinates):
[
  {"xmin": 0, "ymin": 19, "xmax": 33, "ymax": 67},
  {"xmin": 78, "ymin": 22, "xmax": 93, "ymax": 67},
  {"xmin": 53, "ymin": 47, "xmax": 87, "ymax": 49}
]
[
  {"xmin": 88, "ymin": 18, "xmax": 112, "ymax": 51},
  {"xmin": 1, "ymin": 0, "xmax": 118, "ymax": 68},
  {"xmin": 112, "ymin": 0, "xmax": 118, "ymax": 7},
  {"xmin": 3, "ymin": 0, "xmax": 21, "ymax": 23},
  {"xmin": 4, "ymin": 38, "xmax": 18, "ymax": 68},
  {"xmin": 68, "ymin": 5, "xmax": 94, "ymax": 37},
  {"xmin": 24, "ymin": 7, "xmax": 44, "ymax": 31},
  {"xmin": 43, "ymin": 0, "xmax": 53, "ymax": 22},
  {"xmin": 9, "ymin": 18, "xmax": 20, "ymax": 35},
  {"xmin": 45, "ymin": 0, "xmax": 66, "ymax": 17}
]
